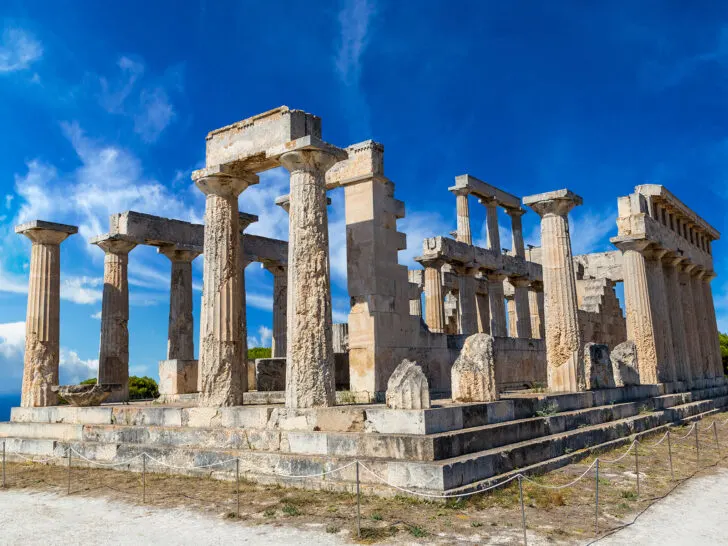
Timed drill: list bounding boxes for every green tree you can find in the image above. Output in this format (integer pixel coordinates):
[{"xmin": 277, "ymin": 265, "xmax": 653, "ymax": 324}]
[
  {"xmin": 720, "ymin": 333, "xmax": 728, "ymax": 376},
  {"xmin": 248, "ymin": 347, "xmax": 272, "ymax": 360},
  {"xmin": 129, "ymin": 376, "xmax": 159, "ymax": 400}
]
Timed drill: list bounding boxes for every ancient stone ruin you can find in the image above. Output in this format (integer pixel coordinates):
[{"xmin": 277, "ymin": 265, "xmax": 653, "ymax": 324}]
[{"xmin": 1, "ymin": 106, "xmax": 725, "ymax": 497}]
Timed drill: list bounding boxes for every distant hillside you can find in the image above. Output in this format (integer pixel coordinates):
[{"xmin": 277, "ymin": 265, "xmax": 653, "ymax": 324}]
[{"xmin": 0, "ymin": 394, "xmax": 20, "ymax": 422}]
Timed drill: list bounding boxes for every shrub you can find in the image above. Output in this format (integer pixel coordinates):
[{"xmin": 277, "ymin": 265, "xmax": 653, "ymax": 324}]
[
  {"xmin": 720, "ymin": 333, "xmax": 728, "ymax": 375},
  {"xmin": 129, "ymin": 376, "xmax": 159, "ymax": 400},
  {"xmin": 248, "ymin": 347, "xmax": 272, "ymax": 360}
]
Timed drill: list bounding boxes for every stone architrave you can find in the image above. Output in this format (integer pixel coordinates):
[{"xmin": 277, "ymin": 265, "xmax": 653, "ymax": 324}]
[
  {"xmin": 524, "ymin": 190, "xmax": 584, "ymax": 392},
  {"xmin": 16, "ymin": 221, "xmax": 78, "ymax": 407},
  {"xmin": 610, "ymin": 340, "xmax": 640, "ymax": 387},
  {"xmin": 280, "ymin": 143, "xmax": 345, "ymax": 409},
  {"xmin": 94, "ymin": 235, "xmax": 137, "ymax": 403},
  {"xmin": 453, "ymin": 188, "xmax": 472, "ymax": 245},
  {"xmin": 194, "ymin": 168, "xmax": 259, "ymax": 407},
  {"xmin": 386, "ymin": 359, "xmax": 431, "ymax": 410},
  {"xmin": 584, "ymin": 343, "xmax": 616, "ymax": 390},
  {"xmin": 451, "ymin": 334, "xmax": 499, "ymax": 403},
  {"xmin": 264, "ymin": 261, "xmax": 288, "ymax": 358}
]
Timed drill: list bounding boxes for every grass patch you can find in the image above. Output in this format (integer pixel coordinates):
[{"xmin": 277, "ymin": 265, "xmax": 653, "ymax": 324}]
[
  {"xmin": 282, "ymin": 504, "xmax": 300, "ymax": 516},
  {"xmin": 326, "ymin": 524, "xmax": 339, "ymax": 534},
  {"xmin": 263, "ymin": 508, "xmax": 276, "ymax": 518},
  {"xmin": 408, "ymin": 525, "xmax": 429, "ymax": 538}
]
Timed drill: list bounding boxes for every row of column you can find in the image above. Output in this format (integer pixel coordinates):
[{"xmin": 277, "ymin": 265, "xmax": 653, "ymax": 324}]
[
  {"xmin": 420, "ymin": 257, "xmax": 544, "ymax": 340},
  {"xmin": 616, "ymin": 239, "xmax": 722, "ymax": 385}
]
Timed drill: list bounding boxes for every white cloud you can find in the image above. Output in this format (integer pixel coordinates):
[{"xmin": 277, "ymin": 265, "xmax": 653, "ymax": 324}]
[
  {"xmin": 90, "ymin": 310, "xmax": 102, "ymax": 320},
  {"xmin": 0, "ymin": 28, "xmax": 42, "ymax": 73},
  {"xmin": 335, "ymin": 0, "xmax": 375, "ymax": 86},
  {"xmin": 60, "ymin": 276, "xmax": 103, "ymax": 304},
  {"xmin": 523, "ymin": 207, "xmax": 617, "ymax": 256},
  {"xmin": 397, "ymin": 208, "xmax": 451, "ymax": 268},
  {"xmin": 246, "ymin": 292, "xmax": 273, "ymax": 312},
  {"xmin": 0, "ymin": 321, "xmax": 25, "ymax": 358},
  {"xmin": 242, "ymin": 167, "xmax": 290, "ymax": 241},
  {"xmin": 59, "ymin": 349, "xmax": 97, "ymax": 384},
  {"xmin": 134, "ymin": 87, "xmax": 175, "ymax": 143},
  {"xmin": 99, "ymin": 55, "xmax": 145, "ymax": 113},
  {"xmin": 247, "ymin": 325, "xmax": 273, "ymax": 349}
]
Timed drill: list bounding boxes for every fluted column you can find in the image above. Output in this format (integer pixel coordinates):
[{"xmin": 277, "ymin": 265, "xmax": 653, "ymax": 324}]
[
  {"xmin": 524, "ymin": 190, "xmax": 584, "ymax": 392},
  {"xmin": 16, "ymin": 222, "xmax": 77, "ymax": 407},
  {"xmin": 528, "ymin": 281, "xmax": 545, "ymax": 339},
  {"xmin": 482, "ymin": 198, "xmax": 501, "ymax": 252},
  {"xmin": 455, "ymin": 264, "xmax": 477, "ymax": 335},
  {"xmin": 510, "ymin": 277, "xmax": 533, "ymax": 338},
  {"xmin": 507, "ymin": 209, "xmax": 526, "ymax": 258},
  {"xmin": 159, "ymin": 246, "xmax": 200, "ymax": 361},
  {"xmin": 280, "ymin": 147, "xmax": 341, "ymax": 409},
  {"xmin": 663, "ymin": 254, "xmax": 691, "ymax": 384},
  {"xmin": 702, "ymin": 272, "xmax": 724, "ymax": 378},
  {"xmin": 691, "ymin": 269, "xmax": 710, "ymax": 379},
  {"xmin": 95, "ymin": 236, "xmax": 137, "ymax": 403},
  {"xmin": 679, "ymin": 263, "xmax": 702, "ymax": 382},
  {"xmin": 194, "ymin": 170, "xmax": 258, "ymax": 407},
  {"xmin": 454, "ymin": 189, "xmax": 472, "ymax": 245},
  {"xmin": 505, "ymin": 292, "xmax": 516, "ymax": 337},
  {"xmin": 487, "ymin": 272, "xmax": 508, "ymax": 337},
  {"xmin": 475, "ymin": 277, "xmax": 490, "ymax": 334},
  {"xmin": 644, "ymin": 248, "xmax": 676, "ymax": 382},
  {"xmin": 264, "ymin": 262, "xmax": 288, "ymax": 358},
  {"xmin": 422, "ymin": 258, "xmax": 446, "ymax": 333}
]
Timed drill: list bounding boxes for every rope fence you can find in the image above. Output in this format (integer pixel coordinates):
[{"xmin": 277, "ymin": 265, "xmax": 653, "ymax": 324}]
[{"xmin": 3, "ymin": 412, "xmax": 728, "ymax": 543}]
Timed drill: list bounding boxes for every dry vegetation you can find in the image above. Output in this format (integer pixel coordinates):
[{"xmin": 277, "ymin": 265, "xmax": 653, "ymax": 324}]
[{"xmin": 3, "ymin": 414, "xmax": 728, "ymax": 544}]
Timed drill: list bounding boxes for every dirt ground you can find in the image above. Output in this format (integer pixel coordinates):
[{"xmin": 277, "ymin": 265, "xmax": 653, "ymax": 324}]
[{"xmin": 3, "ymin": 414, "xmax": 728, "ymax": 545}]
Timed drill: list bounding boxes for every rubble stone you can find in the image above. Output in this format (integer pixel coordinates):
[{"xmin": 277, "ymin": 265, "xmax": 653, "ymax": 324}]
[
  {"xmin": 451, "ymin": 334, "xmax": 499, "ymax": 403},
  {"xmin": 386, "ymin": 359, "xmax": 431, "ymax": 410}
]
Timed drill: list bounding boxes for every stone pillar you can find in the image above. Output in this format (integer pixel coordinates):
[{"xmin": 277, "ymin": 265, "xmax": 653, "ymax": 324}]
[
  {"xmin": 422, "ymin": 258, "xmax": 446, "ymax": 333},
  {"xmin": 487, "ymin": 272, "xmax": 508, "ymax": 337},
  {"xmin": 510, "ymin": 277, "xmax": 533, "ymax": 338},
  {"xmin": 456, "ymin": 265, "xmax": 478, "ymax": 335},
  {"xmin": 482, "ymin": 198, "xmax": 501, "ymax": 252},
  {"xmin": 678, "ymin": 263, "xmax": 702, "ymax": 383},
  {"xmin": 194, "ymin": 169, "xmax": 258, "ymax": 407},
  {"xmin": 528, "ymin": 281, "xmax": 545, "ymax": 339},
  {"xmin": 505, "ymin": 292, "xmax": 516, "ymax": 337},
  {"xmin": 95, "ymin": 236, "xmax": 137, "ymax": 403},
  {"xmin": 644, "ymin": 248, "xmax": 676, "ymax": 382},
  {"xmin": 524, "ymin": 190, "xmax": 584, "ymax": 392},
  {"xmin": 507, "ymin": 209, "xmax": 526, "ymax": 258},
  {"xmin": 159, "ymin": 246, "xmax": 200, "ymax": 361},
  {"xmin": 264, "ymin": 262, "xmax": 288, "ymax": 359},
  {"xmin": 454, "ymin": 189, "xmax": 472, "ymax": 245},
  {"xmin": 280, "ymin": 147, "xmax": 340, "ymax": 409},
  {"xmin": 475, "ymin": 276, "xmax": 490, "ymax": 334},
  {"xmin": 16, "ymin": 221, "xmax": 77, "ymax": 407},
  {"xmin": 691, "ymin": 269, "xmax": 710, "ymax": 379},
  {"xmin": 662, "ymin": 255, "xmax": 691, "ymax": 385},
  {"xmin": 702, "ymin": 273, "xmax": 724, "ymax": 378}
]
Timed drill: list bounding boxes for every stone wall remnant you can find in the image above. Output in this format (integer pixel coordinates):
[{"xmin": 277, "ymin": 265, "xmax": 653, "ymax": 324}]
[
  {"xmin": 584, "ymin": 343, "xmax": 616, "ymax": 389},
  {"xmin": 610, "ymin": 340, "xmax": 640, "ymax": 387},
  {"xmin": 386, "ymin": 359, "xmax": 431, "ymax": 410},
  {"xmin": 451, "ymin": 334, "xmax": 499, "ymax": 402}
]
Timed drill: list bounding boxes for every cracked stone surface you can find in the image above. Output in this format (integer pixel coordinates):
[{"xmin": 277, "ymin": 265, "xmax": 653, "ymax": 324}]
[
  {"xmin": 611, "ymin": 340, "xmax": 641, "ymax": 387},
  {"xmin": 451, "ymin": 334, "xmax": 499, "ymax": 403},
  {"xmin": 385, "ymin": 359, "xmax": 431, "ymax": 410}
]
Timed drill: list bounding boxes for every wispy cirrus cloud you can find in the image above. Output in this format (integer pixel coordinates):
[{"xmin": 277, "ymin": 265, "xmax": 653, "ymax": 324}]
[{"xmin": 0, "ymin": 28, "xmax": 42, "ymax": 73}]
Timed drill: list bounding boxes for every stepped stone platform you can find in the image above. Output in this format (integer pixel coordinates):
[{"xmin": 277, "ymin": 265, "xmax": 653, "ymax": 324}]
[{"xmin": 2, "ymin": 378, "xmax": 727, "ymax": 496}]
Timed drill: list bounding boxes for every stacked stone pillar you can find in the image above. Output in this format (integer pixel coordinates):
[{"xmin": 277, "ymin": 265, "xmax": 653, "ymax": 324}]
[
  {"xmin": 482, "ymin": 198, "xmax": 501, "ymax": 251},
  {"xmin": 679, "ymin": 263, "xmax": 702, "ymax": 382},
  {"xmin": 524, "ymin": 190, "xmax": 584, "ymax": 392},
  {"xmin": 691, "ymin": 269, "xmax": 710, "ymax": 379},
  {"xmin": 194, "ymin": 169, "xmax": 258, "ymax": 407},
  {"xmin": 528, "ymin": 281, "xmax": 545, "ymax": 339},
  {"xmin": 159, "ymin": 246, "xmax": 200, "ymax": 361},
  {"xmin": 422, "ymin": 258, "xmax": 446, "ymax": 333},
  {"xmin": 264, "ymin": 262, "xmax": 288, "ymax": 358},
  {"xmin": 662, "ymin": 254, "xmax": 691, "ymax": 384},
  {"xmin": 453, "ymin": 188, "xmax": 472, "ymax": 245},
  {"xmin": 507, "ymin": 209, "xmax": 526, "ymax": 258},
  {"xmin": 455, "ymin": 264, "xmax": 478, "ymax": 335},
  {"xmin": 94, "ymin": 235, "xmax": 137, "ymax": 403},
  {"xmin": 510, "ymin": 277, "xmax": 533, "ymax": 338},
  {"xmin": 475, "ymin": 275, "xmax": 490, "ymax": 334},
  {"xmin": 280, "ymin": 146, "xmax": 342, "ymax": 409},
  {"xmin": 16, "ymin": 221, "xmax": 77, "ymax": 407},
  {"xmin": 487, "ymin": 272, "xmax": 508, "ymax": 337},
  {"xmin": 702, "ymin": 273, "xmax": 724, "ymax": 378}
]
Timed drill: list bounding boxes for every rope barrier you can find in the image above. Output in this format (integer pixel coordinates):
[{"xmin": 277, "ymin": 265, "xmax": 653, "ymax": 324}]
[
  {"xmin": 599, "ymin": 440, "xmax": 636, "ymax": 465},
  {"xmin": 670, "ymin": 423, "xmax": 696, "ymax": 441},
  {"xmin": 520, "ymin": 458, "xmax": 598, "ymax": 489}
]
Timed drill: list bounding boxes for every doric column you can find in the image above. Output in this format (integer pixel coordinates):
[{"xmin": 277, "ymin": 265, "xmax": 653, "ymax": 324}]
[
  {"xmin": 505, "ymin": 292, "xmax": 516, "ymax": 337},
  {"xmin": 421, "ymin": 258, "xmax": 446, "ymax": 333},
  {"xmin": 475, "ymin": 274, "xmax": 490, "ymax": 334},
  {"xmin": 159, "ymin": 246, "xmax": 200, "ymax": 361},
  {"xmin": 524, "ymin": 190, "xmax": 584, "ymax": 392},
  {"xmin": 691, "ymin": 269, "xmax": 710, "ymax": 379},
  {"xmin": 678, "ymin": 263, "xmax": 702, "ymax": 382},
  {"xmin": 455, "ymin": 264, "xmax": 477, "ymax": 335},
  {"xmin": 453, "ymin": 188, "xmax": 472, "ymax": 245},
  {"xmin": 528, "ymin": 281, "xmax": 545, "ymax": 339},
  {"xmin": 487, "ymin": 271, "xmax": 508, "ymax": 337},
  {"xmin": 94, "ymin": 235, "xmax": 137, "ymax": 403},
  {"xmin": 702, "ymin": 272, "xmax": 724, "ymax": 378},
  {"xmin": 507, "ymin": 209, "xmax": 526, "ymax": 258},
  {"xmin": 280, "ymin": 146, "xmax": 341, "ymax": 409},
  {"xmin": 510, "ymin": 277, "xmax": 533, "ymax": 338},
  {"xmin": 662, "ymin": 254, "xmax": 691, "ymax": 385},
  {"xmin": 264, "ymin": 261, "xmax": 288, "ymax": 358},
  {"xmin": 481, "ymin": 198, "xmax": 501, "ymax": 252},
  {"xmin": 16, "ymin": 221, "xmax": 77, "ymax": 407},
  {"xmin": 644, "ymin": 248, "xmax": 676, "ymax": 382},
  {"xmin": 194, "ymin": 169, "xmax": 258, "ymax": 407}
]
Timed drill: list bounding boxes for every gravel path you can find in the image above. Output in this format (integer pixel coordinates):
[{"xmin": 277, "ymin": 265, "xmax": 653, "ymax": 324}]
[
  {"xmin": 597, "ymin": 468, "xmax": 728, "ymax": 545},
  {"xmin": 0, "ymin": 490, "xmax": 347, "ymax": 545}
]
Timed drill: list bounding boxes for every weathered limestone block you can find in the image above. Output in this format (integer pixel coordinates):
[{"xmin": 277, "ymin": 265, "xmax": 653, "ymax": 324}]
[
  {"xmin": 451, "ymin": 334, "xmax": 499, "ymax": 403},
  {"xmin": 158, "ymin": 359, "xmax": 198, "ymax": 395},
  {"xmin": 255, "ymin": 358, "xmax": 286, "ymax": 391},
  {"xmin": 610, "ymin": 340, "xmax": 640, "ymax": 387},
  {"xmin": 53, "ymin": 384, "xmax": 114, "ymax": 407},
  {"xmin": 584, "ymin": 343, "xmax": 616, "ymax": 390},
  {"xmin": 386, "ymin": 359, "xmax": 431, "ymax": 410}
]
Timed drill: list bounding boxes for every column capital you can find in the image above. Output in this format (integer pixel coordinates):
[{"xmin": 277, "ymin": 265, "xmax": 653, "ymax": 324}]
[
  {"xmin": 92, "ymin": 234, "xmax": 137, "ymax": 255},
  {"xmin": 16, "ymin": 220, "xmax": 78, "ymax": 245},
  {"xmin": 279, "ymin": 142, "xmax": 346, "ymax": 175},
  {"xmin": 263, "ymin": 260, "xmax": 287, "ymax": 276},
  {"xmin": 479, "ymin": 196, "xmax": 499, "ymax": 209},
  {"xmin": 508, "ymin": 276, "xmax": 532, "ymax": 288},
  {"xmin": 611, "ymin": 237, "xmax": 651, "ymax": 254},
  {"xmin": 523, "ymin": 189, "xmax": 582, "ymax": 218},
  {"xmin": 703, "ymin": 270, "xmax": 717, "ymax": 282},
  {"xmin": 417, "ymin": 256, "xmax": 445, "ymax": 270},
  {"xmin": 193, "ymin": 167, "xmax": 259, "ymax": 198},
  {"xmin": 643, "ymin": 246, "xmax": 670, "ymax": 262},
  {"xmin": 158, "ymin": 244, "xmax": 201, "ymax": 263},
  {"xmin": 486, "ymin": 270, "xmax": 508, "ymax": 282},
  {"xmin": 529, "ymin": 280, "xmax": 544, "ymax": 291},
  {"xmin": 505, "ymin": 207, "xmax": 526, "ymax": 219},
  {"xmin": 449, "ymin": 186, "xmax": 471, "ymax": 198}
]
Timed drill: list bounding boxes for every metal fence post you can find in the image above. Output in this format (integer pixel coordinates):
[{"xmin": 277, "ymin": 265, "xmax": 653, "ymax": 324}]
[
  {"xmin": 356, "ymin": 461, "xmax": 361, "ymax": 539},
  {"xmin": 634, "ymin": 440, "xmax": 640, "ymax": 498},
  {"xmin": 714, "ymin": 421, "xmax": 721, "ymax": 457},
  {"xmin": 518, "ymin": 475, "xmax": 527, "ymax": 546},
  {"xmin": 695, "ymin": 422, "xmax": 700, "ymax": 465},
  {"xmin": 67, "ymin": 448, "xmax": 72, "ymax": 495},
  {"xmin": 142, "ymin": 453, "xmax": 146, "ymax": 504},
  {"xmin": 2, "ymin": 440, "xmax": 5, "ymax": 488},
  {"xmin": 236, "ymin": 458, "xmax": 240, "ymax": 518},
  {"xmin": 595, "ymin": 459, "xmax": 600, "ymax": 537},
  {"xmin": 667, "ymin": 431, "xmax": 674, "ymax": 481}
]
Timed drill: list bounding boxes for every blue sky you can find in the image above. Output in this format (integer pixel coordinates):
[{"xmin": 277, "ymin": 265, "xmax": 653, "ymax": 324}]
[{"xmin": 1, "ymin": 1, "xmax": 727, "ymax": 394}]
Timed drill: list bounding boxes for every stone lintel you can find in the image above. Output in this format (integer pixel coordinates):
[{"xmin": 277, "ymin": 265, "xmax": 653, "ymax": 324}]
[
  {"xmin": 452, "ymin": 174, "xmax": 522, "ymax": 210},
  {"xmin": 635, "ymin": 184, "xmax": 720, "ymax": 240},
  {"xmin": 239, "ymin": 212, "xmax": 259, "ymax": 231},
  {"xmin": 15, "ymin": 220, "xmax": 79, "ymax": 236},
  {"xmin": 523, "ymin": 189, "xmax": 583, "ymax": 216}
]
